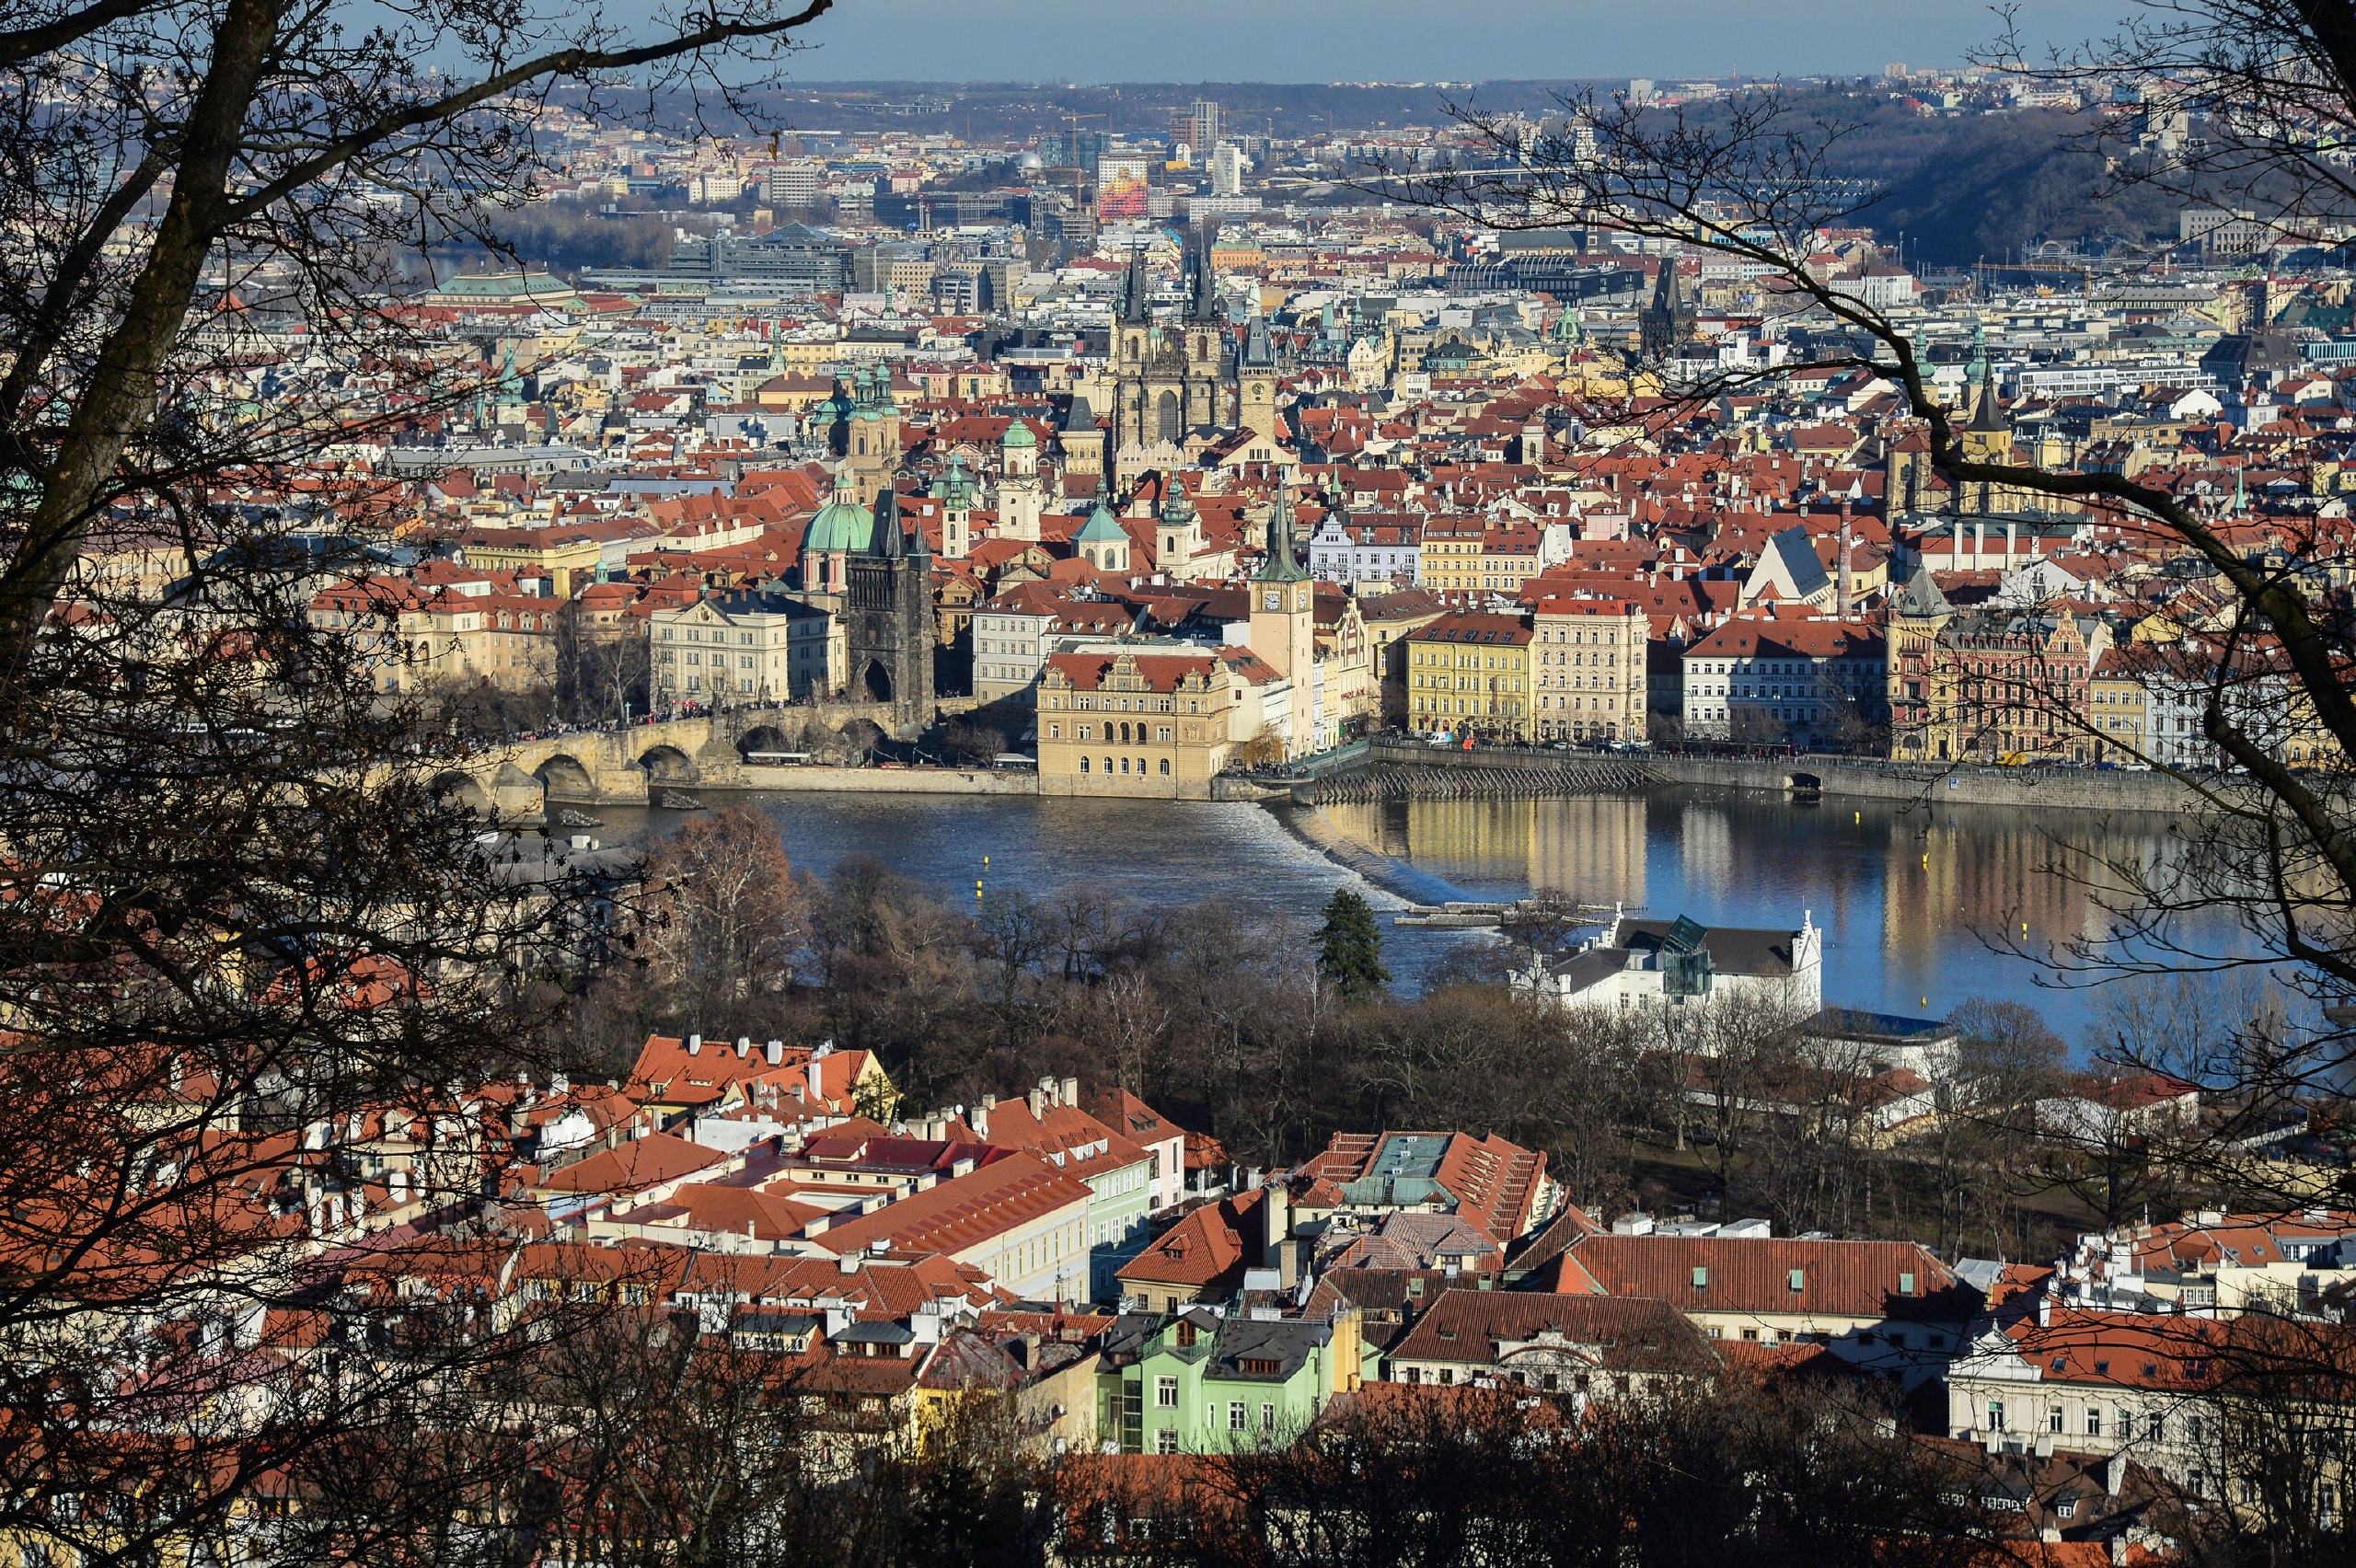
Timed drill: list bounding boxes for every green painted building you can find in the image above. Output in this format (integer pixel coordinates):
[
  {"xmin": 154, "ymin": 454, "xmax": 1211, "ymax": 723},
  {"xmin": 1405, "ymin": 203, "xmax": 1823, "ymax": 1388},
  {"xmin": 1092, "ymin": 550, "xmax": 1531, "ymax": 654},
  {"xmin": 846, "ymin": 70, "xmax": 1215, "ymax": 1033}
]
[{"xmin": 1095, "ymin": 1308, "xmax": 1363, "ymax": 1454}]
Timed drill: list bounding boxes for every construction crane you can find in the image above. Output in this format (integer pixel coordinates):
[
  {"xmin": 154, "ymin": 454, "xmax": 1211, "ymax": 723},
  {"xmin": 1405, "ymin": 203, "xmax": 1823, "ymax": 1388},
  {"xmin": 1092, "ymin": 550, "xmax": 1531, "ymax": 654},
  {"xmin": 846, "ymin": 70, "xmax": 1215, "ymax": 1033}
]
[{"xmin": 1060, "ymin": 110, "xmax": 1106, "ymax": 218}]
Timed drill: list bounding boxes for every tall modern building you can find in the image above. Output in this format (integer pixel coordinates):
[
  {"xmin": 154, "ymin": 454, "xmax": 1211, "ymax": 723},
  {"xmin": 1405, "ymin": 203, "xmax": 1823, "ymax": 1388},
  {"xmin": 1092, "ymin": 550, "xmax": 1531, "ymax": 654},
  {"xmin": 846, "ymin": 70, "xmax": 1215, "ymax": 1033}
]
[
  {"xmin": 1210, "ymin": 143, "xmax": 1248, "ymax": 198},
  {"xmin": 1185, "ymin": 99, "xmax": 1222, "ymax": 159}
]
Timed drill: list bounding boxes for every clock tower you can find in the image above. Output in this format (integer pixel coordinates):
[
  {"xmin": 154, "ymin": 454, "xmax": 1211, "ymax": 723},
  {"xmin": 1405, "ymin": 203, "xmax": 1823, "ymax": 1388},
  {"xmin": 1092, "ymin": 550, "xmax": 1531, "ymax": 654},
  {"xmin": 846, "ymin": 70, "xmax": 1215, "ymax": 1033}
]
[{"xmin": 1248, "ymin": 472, "xmax": 1320, "ymax": 755}]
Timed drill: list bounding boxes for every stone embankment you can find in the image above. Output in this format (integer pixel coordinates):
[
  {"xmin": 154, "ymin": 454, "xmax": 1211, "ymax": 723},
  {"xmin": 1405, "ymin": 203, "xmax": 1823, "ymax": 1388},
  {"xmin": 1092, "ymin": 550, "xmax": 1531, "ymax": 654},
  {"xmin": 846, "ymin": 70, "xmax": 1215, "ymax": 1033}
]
[
  {"xmin": 719, "ymin": 766, "xmax": 1034, "ymax": 797},
  {"xmin": 1646, "ymin": 754, "xmax": 2198, "ymax": 813}
]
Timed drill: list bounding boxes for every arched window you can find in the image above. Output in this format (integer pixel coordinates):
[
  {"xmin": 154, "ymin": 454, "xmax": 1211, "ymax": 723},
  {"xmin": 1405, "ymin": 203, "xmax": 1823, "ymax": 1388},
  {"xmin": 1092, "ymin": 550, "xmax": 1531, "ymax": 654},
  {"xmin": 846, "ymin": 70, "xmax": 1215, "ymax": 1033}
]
[
  {"xmin": 1080, "ymin": 756, "xmax": 1090, "ymax": 774},
  {"xmin": 1159, "ymin": 758, "xmax": 1171, "ymax": 776},
  {"xmin": 1137, "ymin": 756, "xmax": 1146, "ymax": 775},
  {"xmin": 1103, "ymin": 756, "xmax": 1114, "ymax": 776},
  {"xmin": 1118, "ymin": 756, "xmax": 1129, "ymax": 774}
]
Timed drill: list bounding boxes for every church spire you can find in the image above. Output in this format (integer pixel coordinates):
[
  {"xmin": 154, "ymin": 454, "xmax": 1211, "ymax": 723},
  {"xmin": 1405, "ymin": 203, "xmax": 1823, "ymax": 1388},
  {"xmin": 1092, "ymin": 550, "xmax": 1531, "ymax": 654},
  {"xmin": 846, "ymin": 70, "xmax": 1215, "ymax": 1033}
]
[
  {"xmin": 1188, "ymin": 231, "xmax": 1221, "ymax": 322},
  {"xmin": 1118, "ymin": 244, "xmax": 1149, "ymax": 325},
  {"xmin": 1254, "ymin": 471, "xmax": 1308, "ymax": 583}
]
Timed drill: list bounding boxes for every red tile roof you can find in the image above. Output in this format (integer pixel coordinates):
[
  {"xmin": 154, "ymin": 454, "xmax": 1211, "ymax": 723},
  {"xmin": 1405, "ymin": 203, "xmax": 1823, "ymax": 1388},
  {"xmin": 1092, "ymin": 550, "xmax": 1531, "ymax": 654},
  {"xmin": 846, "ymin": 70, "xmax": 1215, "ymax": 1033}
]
[{"xmin": 808, "ymin": 1152, "xmax": 1091, "ymax": 1261}]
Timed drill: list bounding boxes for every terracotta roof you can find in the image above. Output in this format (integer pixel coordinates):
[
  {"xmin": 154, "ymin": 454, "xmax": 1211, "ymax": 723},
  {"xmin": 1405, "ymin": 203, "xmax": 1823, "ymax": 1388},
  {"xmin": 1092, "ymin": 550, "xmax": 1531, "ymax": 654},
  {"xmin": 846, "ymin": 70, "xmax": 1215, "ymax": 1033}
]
[
  {"xmin": 808, "ymin": 1152, "xmax": 1091, "ymax": 1261},
  {"xmin": 1386, "ymin": 1288, "xmax": 1715, "ymax": 1374},
  {"xmin": 535, "ymin": 1132, "xmax": 728, "ymax": 1197},
  {"xmin": 1119, "ymin": 1188, "xmax": 1265, "ymax": 1290},
  {"xmin": 1561, "ymin": 1234, "xmax": 1969, "ymax": 1321}
]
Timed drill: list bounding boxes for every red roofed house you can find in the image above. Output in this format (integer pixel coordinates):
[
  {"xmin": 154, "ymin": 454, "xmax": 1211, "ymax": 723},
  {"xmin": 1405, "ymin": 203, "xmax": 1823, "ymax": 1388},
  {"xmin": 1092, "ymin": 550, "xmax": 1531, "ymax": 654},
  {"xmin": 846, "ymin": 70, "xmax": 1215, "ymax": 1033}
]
[
  {"xmin": 1943, "ymin": 1306, "xmax": 2272, "ymax": 1494},
  {"xmin": 1542, "ymin": 1232, "xmax": 1974, "ymax": 1384},
  {"xmin": 1117, "ymin": 1186, "xmax": 1273, "ymax": 1313},
  {"xmin": 804, "ymin": 1151, "xmax": 1096, "ymax": 1304},
  {"xmin": 1294, "ymin": 1130, "xmax": 1559, "ymax": 1247}
]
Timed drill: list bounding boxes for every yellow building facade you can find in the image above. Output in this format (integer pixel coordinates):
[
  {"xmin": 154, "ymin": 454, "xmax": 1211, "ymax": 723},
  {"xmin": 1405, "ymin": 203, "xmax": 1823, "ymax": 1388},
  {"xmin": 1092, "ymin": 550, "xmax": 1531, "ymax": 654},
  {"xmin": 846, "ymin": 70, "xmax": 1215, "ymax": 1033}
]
[{"xmin": 1406, "ymin": 611, "xmax": 1535, "ymax": 741}]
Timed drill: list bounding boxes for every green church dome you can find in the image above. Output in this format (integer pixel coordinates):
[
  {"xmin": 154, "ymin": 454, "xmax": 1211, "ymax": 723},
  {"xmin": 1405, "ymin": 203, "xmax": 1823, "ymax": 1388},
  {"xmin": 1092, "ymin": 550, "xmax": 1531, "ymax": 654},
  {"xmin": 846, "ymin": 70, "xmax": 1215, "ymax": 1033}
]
[
  {"xmin": 1001, "ymin": 420, "xmax": 1037, "ymax": 448},
  {"xmin": 806, "ymin": 492, "xmax": 875, "ymax": 554}
]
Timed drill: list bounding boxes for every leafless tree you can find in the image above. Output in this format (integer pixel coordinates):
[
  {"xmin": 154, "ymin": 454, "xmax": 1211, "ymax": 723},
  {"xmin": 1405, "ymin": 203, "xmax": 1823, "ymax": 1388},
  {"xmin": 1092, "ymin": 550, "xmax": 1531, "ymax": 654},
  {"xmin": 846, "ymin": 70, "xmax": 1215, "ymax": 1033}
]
[{"xmin": 0, "ymin": 0, "xmax": 845, "ymax": 1560}]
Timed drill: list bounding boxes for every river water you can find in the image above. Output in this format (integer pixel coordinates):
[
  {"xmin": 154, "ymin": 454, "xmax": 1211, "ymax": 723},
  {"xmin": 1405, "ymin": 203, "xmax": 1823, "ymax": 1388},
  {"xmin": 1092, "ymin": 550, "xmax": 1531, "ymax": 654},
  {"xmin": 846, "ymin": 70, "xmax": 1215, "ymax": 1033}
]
[{"xmin": 591, "ymin": 786, "xmax": 2205, "ymax": 1045}]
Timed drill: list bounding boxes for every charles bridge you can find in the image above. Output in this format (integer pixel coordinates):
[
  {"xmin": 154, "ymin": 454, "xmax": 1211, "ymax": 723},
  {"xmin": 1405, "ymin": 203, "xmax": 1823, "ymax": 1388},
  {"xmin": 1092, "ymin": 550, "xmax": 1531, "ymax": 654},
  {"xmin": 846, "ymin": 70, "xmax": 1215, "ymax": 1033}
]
[{"xmin": 428, "ymin": 699, "xmax": 907, "ymax": 816}]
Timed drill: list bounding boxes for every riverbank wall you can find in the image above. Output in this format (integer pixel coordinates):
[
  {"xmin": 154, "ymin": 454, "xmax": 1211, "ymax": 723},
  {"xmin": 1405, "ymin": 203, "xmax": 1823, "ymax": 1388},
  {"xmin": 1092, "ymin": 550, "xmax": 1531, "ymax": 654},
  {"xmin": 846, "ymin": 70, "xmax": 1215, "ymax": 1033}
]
[
  {"xmin": 705, "ymin": 767, "xmax": 1036, "ymax": 798},
  {"xmin": 1646, "ymin": 755, "xmax": 2199, "ymax": 813}
]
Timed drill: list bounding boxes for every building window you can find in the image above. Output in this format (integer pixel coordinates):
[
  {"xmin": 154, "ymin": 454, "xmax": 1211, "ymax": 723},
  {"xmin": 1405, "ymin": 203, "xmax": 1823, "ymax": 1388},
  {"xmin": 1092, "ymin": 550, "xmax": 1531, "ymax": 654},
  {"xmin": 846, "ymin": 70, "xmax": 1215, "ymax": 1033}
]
[
  {"xmin": 1155, "ymin": 1429, "xmax": 1179, "ymax": 1455},
  {"xmin": 2049, "ymin": 1405, "xmax": 2063, "ymax": 1434},
  {"xmin": 1155, "ymin": 1377, "xmax": 1177, "ymax": 1409},
  {"xmin": 1229, "ymin": 1401, "xmax": 1246, "ymax": 1432},
  {"xmin": 1261, "ymin": 1403, "xmax": 1276, "ymax": 1432}
]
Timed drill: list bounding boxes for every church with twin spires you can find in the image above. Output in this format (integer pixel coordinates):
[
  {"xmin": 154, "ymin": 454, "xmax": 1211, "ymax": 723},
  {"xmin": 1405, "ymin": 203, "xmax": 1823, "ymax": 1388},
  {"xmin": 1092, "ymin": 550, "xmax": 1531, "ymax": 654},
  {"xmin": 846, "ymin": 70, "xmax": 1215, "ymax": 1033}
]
[{"xmin": 1104, "ymin": 236, "xmax": 1280, "ymax": 479}]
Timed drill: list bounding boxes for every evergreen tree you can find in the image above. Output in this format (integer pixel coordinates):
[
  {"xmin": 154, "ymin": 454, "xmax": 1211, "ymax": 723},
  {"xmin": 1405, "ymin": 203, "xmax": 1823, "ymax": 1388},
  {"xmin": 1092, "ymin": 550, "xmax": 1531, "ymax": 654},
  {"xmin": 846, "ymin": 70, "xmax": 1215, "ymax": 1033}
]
[{"xmin": 1316, "ymin": 888, "xmax": 1392, "ymax": 1001}]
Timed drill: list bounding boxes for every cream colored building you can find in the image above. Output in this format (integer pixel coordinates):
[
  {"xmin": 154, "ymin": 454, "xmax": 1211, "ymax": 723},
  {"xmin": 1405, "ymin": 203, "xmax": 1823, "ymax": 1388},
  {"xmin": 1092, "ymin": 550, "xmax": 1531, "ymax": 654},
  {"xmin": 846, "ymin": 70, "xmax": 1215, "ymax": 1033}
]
[
  {"xmin": 1530, "ymin": 594, "xmax": 1647, "ymax": 742},
  {"xmin": 649, "ymin": 589, "xmax": 834, "ymax": 706},
  {"xmin": 1036, "ymin": 649, "xmax": 1239, "ymax": 798}
]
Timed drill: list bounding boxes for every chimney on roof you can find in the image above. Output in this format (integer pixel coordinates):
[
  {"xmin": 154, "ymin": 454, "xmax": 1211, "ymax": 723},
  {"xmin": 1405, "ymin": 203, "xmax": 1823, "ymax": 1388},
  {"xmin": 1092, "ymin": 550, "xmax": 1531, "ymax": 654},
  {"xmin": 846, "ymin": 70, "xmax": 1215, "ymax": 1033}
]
[
  {"xmin": 1027, "ymin": 1086, "xmax": 1046, "ymax": 1120},
  {"xmin": 2103, "ymin": 1450, "xmax": 2128, "ymax": 1497},
  {"xmin": 1061, "ymin": 1076, "xmax": 1080, "ymax": 1107},
  {"xmin": 766, "ymin": 1039, "xmax": 783, "ymax": 1066},
  {"xmin": 807, "ymin": 1056, "xmax": 826, "ymax": 1104},
  {"xmin": 1836, "ymin": 505, "xmax": 1854, "ymax": 619},
  {"xmin": 973, "ymin": 1097, "xmax": 992, "ymax": 1139},
  {"xmin": 735, "ymin": 1035, "xmax": 751, "ymax": 1058},
  {"xmin": 686, "ymin": 1032, "xmax": 701, "ymax": 1055},
  {"xmin": 1263, "ymin": 1180, "xmax": 1294, "ymax": 1285}
]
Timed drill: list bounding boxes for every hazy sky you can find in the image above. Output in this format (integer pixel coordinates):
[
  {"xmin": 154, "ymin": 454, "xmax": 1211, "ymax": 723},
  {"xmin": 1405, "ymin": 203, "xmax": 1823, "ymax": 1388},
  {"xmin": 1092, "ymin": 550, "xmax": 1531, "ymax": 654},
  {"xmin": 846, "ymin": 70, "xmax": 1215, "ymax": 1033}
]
[{"xmin": 787, "ymin": 1, "xmax": 2131, "ymax": 83}]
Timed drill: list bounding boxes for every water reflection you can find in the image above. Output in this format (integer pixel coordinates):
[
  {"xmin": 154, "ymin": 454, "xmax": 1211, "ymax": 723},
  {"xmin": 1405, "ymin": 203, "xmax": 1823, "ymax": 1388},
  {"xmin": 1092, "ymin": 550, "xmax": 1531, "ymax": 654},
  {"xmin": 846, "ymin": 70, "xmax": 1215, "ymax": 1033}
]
[
  {"xmin": 1313, "ymin": 790, "xmax": 2213, "ymax": 1042},
  {"xmin": 589, "ymin": 787, "xmax": 2213, "ymax": 1045}
]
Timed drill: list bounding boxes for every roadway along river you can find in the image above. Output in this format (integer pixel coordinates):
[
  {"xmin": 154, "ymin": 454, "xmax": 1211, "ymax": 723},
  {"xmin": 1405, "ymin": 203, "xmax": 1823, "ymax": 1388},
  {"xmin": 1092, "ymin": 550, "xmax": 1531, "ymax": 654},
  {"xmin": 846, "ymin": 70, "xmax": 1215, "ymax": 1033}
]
[{"xmin": 589, "ymin": 785, "xmax": 2216, "ymax": 1046}]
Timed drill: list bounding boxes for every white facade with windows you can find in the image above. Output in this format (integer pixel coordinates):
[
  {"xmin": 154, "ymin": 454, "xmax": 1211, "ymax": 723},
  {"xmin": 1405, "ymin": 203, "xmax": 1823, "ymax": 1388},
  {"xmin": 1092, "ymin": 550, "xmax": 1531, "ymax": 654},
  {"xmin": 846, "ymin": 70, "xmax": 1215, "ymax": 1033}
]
[{"xmin": 649, "ymin": 590, "xmax": 834, "ymax": 707}]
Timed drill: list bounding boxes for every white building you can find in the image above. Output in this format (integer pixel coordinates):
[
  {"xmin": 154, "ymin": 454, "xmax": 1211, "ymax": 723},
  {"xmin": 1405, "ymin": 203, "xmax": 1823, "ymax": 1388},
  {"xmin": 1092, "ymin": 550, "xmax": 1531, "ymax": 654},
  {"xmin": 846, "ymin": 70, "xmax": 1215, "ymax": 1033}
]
[
  {"xmin": 1520, "ymin": 911, "xmax": 1824, "ymax": 1015},
  {"xmin": 1306, "ymin": 511, "xmax": 1420, "ymax": 584},
  {"xmin": 649, "ymin": 589, "xmax": 834, "ymax": 706},
  {"xmin": 1680, "ymin": 615, "xmax": 1886, "ymax": 742}
]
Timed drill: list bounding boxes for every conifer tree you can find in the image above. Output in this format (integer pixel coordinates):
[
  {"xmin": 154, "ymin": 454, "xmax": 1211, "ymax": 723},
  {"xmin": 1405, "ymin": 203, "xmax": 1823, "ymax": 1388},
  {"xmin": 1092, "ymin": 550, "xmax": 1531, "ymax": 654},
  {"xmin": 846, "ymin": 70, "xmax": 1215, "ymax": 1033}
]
[{"xmin": 1316, "ymin": 888, "xmax": 1391, "ymax": 1002}]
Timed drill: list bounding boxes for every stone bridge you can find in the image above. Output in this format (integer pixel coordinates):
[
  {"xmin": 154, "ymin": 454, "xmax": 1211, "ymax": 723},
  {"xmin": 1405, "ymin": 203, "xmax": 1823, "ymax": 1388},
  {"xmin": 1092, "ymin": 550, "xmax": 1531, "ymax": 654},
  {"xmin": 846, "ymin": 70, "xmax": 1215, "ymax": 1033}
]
[{"xmin": 426, "ymin": 700, "xmax": 907, "ymax": 815}]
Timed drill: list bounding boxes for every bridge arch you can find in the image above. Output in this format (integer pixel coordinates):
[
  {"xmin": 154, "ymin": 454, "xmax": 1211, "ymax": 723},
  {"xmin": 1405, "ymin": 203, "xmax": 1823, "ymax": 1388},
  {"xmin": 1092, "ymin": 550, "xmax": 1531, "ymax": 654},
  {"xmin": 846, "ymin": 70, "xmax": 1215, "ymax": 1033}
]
[
  {"xmin": 737, "ymin": 723, "xmax": 792, "ymax": 759},
  {"xmin": 536, "ymin": 754, "xmax": 597, "ymax": 801},
  {"xmin": 430, "ymin": 771, "xmax": 492, "ymax": 813},
  {"xmin": 639, "ymin": 744, "xmax": 697, "ymax": 784}
]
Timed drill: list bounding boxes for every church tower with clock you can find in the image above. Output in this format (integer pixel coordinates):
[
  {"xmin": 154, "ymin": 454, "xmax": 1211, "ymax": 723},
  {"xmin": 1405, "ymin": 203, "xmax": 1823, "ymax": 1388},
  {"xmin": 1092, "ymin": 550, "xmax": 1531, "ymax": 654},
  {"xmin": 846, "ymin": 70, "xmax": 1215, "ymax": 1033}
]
[{"xmin": 1248, "ymin": 471, "xmax": 1320, "ymax": 755}]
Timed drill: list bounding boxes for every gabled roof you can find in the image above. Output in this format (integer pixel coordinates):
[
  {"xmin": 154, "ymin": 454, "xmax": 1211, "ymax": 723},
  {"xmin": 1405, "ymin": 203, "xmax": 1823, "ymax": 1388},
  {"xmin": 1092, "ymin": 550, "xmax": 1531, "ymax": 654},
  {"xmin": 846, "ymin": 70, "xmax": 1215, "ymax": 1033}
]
[
  {"xmin": 1386, "ymin": 1288, "xmax": 1715, "ymax": 1374},
  {"xmin": 1561, "ymin": 1234, "xmax": 1969, "ymax": 1321},
  {"xmin": 806, "ymin": 1152, "xmax": 1092, "ymax": 1262},
  {"xmin": 1119, "ymin": 1188, "xmax": 1265, "ymax": 1291}
]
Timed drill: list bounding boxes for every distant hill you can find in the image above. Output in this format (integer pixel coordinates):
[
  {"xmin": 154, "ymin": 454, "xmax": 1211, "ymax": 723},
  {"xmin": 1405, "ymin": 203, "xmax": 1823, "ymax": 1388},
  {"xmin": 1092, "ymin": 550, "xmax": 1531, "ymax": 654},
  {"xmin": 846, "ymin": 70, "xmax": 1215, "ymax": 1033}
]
[{"xmin": 1852, "ymin": 110, "xmax": 2179, "ymax": 267}]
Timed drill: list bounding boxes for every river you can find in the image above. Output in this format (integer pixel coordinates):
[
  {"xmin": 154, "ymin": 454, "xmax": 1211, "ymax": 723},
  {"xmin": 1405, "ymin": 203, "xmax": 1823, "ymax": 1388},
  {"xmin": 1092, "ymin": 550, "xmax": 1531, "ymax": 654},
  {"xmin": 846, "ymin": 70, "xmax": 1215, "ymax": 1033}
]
[{"xmin": 591, "ymin": 786, "xmax": 2208, "ymax": 1045}]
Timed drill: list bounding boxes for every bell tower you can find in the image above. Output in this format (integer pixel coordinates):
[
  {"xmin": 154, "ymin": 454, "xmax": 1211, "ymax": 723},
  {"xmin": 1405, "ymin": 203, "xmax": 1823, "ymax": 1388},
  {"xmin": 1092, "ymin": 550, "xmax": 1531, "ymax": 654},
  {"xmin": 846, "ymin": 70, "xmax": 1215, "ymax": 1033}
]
[
  {"xmin": 995, "ymin": 420, "xmax": 1044, "ymax": 542},
  {"xmin": 1248, "ymin": 470, "xmax": 1318, "ymax": 754},
  {"xmin": 1240, "ymin": 314, "xmax": 1278, "ymax": 445}
]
